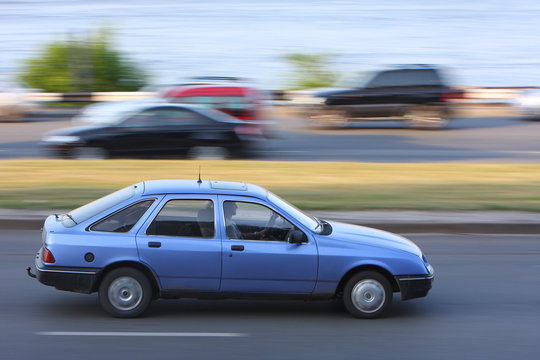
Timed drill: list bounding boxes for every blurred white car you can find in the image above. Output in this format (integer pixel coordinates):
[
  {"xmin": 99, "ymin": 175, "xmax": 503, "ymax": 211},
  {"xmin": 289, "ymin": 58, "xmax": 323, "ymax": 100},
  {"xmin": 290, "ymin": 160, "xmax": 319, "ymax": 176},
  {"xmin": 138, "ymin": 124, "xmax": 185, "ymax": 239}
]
[
  {"xmin": 0, "ymin": 82, "xmax": 35, "ymax": 121},
  {"xmin": 513, "ymin": 89, "xmax": 540, "ymax": 118}
]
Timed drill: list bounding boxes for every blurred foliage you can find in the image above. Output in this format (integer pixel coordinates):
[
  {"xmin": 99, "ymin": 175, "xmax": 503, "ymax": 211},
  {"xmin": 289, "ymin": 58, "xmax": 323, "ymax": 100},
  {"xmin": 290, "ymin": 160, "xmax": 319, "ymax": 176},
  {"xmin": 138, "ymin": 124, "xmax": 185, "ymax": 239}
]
[
  {"xmin": 18, "ymin": 28, "xmax": 148, "ymax": 92},
  {"xmin": 282, "ymin": 53, "xmax": 337, "ymax": 90}
]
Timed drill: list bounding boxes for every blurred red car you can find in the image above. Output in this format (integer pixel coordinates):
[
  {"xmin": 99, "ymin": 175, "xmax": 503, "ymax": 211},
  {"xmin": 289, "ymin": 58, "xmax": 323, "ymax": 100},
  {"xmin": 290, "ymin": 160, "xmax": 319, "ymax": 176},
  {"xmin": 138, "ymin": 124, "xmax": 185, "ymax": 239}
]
[{"xmin": 161, "ymin": 84, "xmax": 266, "ymax": 122}]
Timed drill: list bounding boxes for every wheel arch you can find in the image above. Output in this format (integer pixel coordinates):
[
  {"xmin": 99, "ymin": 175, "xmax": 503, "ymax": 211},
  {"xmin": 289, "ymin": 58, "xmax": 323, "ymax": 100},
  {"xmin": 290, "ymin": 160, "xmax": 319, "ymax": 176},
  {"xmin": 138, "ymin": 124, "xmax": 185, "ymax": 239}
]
[
  {"xmin": 335, "ymin": 264, "xmax": 399, "ymax": 297},
  {"xmin": 94, "ymin": 261, "xmax": 161, "ymax": 297}
]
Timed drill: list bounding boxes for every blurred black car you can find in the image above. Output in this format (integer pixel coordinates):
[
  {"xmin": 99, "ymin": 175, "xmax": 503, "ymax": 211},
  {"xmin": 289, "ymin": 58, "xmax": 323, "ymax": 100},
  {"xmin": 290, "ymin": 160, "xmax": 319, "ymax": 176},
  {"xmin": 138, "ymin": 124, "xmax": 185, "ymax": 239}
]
[
  {"xmin": 309, "ymin": 65, "xmax": 463, "ymax": 128},
  {"xmin": 42, "ymin": 102, "xmax": 263, "ymax": 159}
]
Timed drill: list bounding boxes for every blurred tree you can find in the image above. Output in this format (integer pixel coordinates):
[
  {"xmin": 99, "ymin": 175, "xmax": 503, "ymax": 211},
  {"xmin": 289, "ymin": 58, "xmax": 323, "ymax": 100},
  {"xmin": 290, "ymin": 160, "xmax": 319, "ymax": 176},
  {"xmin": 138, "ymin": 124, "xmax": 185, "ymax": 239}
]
[
  {"xmin": 282, "ymin": 53, "xmax": 337, "ymax": 89},
  {"xmin": 18, "ymin": 28, "xmax": 148, "ymax": 92}
]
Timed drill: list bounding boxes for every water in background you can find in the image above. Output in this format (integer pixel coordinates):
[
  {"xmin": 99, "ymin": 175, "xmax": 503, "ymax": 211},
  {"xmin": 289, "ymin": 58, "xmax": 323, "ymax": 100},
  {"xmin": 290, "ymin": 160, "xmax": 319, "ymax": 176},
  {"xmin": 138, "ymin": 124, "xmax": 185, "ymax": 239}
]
[{"xmin": 1, "ymin": 0, "xmax": 540, "ymax": 88}]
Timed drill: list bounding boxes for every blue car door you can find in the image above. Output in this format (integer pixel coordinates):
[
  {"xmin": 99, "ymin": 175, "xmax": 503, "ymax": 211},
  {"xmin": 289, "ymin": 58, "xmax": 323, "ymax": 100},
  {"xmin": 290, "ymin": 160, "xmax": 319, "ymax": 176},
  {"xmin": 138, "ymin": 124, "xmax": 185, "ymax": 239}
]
[
  {"xmin": 218, "ymin": 195, "xmax": 318, "ymax": 294},
  {"xmin": 136, "ymin": 195, "xmax": 222, "ymax": 294}
]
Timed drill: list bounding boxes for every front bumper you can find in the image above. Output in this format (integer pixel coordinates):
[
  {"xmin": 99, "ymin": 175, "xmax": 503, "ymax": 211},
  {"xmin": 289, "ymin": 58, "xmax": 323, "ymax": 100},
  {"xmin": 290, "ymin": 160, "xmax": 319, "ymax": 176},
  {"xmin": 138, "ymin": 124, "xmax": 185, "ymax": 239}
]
[
  {"xmin": 29, "ymin": 251, "xmax": 101, "ymax": 294},
  {"xmin": 395, "ymin": 274, "xmax": 434, "ymax": 301}
]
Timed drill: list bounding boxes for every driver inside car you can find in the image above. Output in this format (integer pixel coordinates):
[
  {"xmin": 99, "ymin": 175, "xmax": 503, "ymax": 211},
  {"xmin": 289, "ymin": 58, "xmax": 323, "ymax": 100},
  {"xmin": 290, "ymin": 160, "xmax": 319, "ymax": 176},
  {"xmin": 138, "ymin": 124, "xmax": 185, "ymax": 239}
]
[{"xmin": 224, "ymin": 201, "xmax": 276, "ymax": 240}]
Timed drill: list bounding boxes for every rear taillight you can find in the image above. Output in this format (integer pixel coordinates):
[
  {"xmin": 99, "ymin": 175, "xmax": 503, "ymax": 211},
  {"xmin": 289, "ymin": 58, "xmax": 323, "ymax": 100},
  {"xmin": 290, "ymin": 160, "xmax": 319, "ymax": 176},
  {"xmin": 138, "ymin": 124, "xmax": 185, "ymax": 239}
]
[
  {"xmin": 440, "ymin": 91, "xmax": 464, "ymax": 102},
  {"xmin": 42, "ymin": 247, "xmax": 56, "ymax": 263}
]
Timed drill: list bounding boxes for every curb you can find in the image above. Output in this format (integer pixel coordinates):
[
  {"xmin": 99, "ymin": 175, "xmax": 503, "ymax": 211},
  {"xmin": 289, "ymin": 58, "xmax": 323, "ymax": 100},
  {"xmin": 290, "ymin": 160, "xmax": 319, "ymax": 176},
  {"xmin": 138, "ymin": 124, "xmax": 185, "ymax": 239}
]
[{"xmin": 2, "ymin": 217, "xmax": 539, "ymax": 234}]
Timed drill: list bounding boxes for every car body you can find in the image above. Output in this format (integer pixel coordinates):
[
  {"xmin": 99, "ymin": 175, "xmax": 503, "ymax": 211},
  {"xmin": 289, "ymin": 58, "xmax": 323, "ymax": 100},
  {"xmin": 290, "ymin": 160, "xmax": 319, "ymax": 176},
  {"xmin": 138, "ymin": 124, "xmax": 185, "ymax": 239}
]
[
  {"xmin": 0, "ymin": 81, "xmax": 36, "ymax": 121},
  {"xmin": 29, "ymin": 180, "xmax": 434, "ymax": 318},
  {"xmin": 513, "ymin": 88, "xmax": 540, "ymax": 118},
  {"xmin": 42, "ymin": 102, "xmax": 263, "ymax": 159},
  {"xmin": 161, "ymin": 84, "xmax": 266, "ymax": 122},
  {"xmin": 305, "ymin": 65, "xmax": 463, "ymax": 128}
]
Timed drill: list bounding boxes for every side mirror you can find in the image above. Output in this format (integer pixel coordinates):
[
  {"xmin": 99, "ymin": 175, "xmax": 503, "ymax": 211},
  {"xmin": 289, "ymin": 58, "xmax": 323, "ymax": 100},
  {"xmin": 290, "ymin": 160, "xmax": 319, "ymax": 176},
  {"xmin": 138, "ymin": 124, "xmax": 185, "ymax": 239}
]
[{"xmin": 288, "ymin": 230, "xmax": 307, "ymax": 244}]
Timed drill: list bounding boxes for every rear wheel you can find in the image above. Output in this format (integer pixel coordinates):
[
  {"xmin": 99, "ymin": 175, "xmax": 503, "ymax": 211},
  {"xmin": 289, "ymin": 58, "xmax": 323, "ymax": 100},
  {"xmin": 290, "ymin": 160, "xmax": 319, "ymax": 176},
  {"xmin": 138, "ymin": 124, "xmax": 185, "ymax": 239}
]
[
  {"xmin": 406, "ymin": 106, "xmax": 448, "ymax": 129},
  {"xmin": 343, "ymin": 271, "xmax": 393, "ymax": 319},
  {"xmin": 188, "ymin": 146, "xmax": 229, "ymax": 160},
  {"xmin": 99, "ymin": 267, "xmax": 152, "ymax": 318},
  {"xmin": 72, "ymin": 146, "xmax": 108, "ymax": 160}
]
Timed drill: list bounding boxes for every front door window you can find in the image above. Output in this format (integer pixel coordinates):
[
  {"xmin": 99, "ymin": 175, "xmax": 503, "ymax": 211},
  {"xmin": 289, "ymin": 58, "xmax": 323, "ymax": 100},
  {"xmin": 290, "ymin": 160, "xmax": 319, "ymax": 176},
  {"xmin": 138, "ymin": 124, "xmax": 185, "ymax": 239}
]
[{"xmin": 223, "ymin": 201, "xmax": 295, "ymax": 242}]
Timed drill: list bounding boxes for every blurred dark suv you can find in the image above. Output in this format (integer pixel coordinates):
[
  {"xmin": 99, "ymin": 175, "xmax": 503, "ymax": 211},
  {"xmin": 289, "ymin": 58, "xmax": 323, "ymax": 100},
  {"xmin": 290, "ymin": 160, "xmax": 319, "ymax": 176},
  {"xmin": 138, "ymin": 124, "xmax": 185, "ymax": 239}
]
[{"xmin": 310, "ymin": 65, "xmax": 463, "ymax": 128}]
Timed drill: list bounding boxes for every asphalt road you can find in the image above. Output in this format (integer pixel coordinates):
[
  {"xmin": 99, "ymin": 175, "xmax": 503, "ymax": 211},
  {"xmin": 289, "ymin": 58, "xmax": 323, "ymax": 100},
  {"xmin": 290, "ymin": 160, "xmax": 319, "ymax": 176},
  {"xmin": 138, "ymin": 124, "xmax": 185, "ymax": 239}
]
[
  {"xmin": 1, "ymin": 115, "xmax": 540, "ymax": 162},
  {"xmin": 2, "ymin": 230, "xmax": 539, "ymax": 360}
]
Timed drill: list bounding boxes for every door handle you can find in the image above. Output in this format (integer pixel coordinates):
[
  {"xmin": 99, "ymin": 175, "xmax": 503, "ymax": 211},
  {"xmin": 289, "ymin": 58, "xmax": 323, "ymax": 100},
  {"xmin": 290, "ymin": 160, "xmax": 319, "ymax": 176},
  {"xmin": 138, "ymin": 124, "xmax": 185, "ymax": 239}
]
[
  {"xmin": 148, "ymin": 241, "xmax": 161, "ymax": 248},
  {"xmin": 231, "ymin": 245, "xmax": 244, "ymax": 251}
]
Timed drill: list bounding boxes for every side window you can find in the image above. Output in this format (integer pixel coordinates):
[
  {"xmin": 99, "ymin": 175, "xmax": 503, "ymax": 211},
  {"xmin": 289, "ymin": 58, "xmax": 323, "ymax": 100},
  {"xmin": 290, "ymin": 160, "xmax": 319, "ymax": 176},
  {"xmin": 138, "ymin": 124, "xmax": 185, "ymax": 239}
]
[
  {"xmin": 223, "ymin": 201, "xmax": 295, "ymax": 242},
  {"xmin": 122, "ymin": 110, "xmax": 157, "ymax": 127},
  {"xmin": 89, "ymin": 199, "xmax": 154, "ymax": 233},
  {"xmin": 155, "ymin": 107, "xmax": 208, "ymax": 126},
  {"xmin": 398, "ymin": 70, "xmax": 441, "ymax": 86},
  {"xmin": 146, "ymin": 199, "xmax": 214, "ymax": 238},
  {"xmin": 366, "ymin": 71, "xmax": 398, "ymax": 88}
]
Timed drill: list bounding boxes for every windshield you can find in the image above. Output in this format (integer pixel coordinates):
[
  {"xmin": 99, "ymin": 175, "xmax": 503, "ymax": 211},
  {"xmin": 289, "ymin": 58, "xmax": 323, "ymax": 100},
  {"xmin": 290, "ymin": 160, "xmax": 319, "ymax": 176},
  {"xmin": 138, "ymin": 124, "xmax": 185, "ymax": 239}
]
[
  {"xmin": 267, "ymin": 192, "xmax": 321, "ymax": 233},
  {"xmin": 334, "ymin": 71, "xmax": 374, "ymax": 88},
  {"xmin": 73, "ymin": 102, "xmax": 139, "ymax": 125},
  {"xmin": 65, "ymin": 183, "xmax": 144, "ymax": 227}
]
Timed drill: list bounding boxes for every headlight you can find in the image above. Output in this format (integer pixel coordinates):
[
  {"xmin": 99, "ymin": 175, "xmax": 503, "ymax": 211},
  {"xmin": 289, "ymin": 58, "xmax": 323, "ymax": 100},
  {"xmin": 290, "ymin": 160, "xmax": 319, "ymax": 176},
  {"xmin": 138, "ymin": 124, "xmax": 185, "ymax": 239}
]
[
  {"xmin": 43, "ymin": 135, "xmax": 80, "ymax": 143},
  {"xmin": 422, "ymin": 254, "xmax": 434, "ymax": 275}
]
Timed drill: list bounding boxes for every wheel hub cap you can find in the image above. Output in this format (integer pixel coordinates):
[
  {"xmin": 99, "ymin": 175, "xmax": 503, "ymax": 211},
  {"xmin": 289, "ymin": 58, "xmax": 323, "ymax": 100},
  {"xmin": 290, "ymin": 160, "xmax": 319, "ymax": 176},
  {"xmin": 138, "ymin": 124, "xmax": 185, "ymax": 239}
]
[
  {"xmin": 351, "ymin": 279, "xmax": 386, "ymax": 313},
  {"xmin": 108, "ymin": 276, "xmax": 143, "ymax": 311}
]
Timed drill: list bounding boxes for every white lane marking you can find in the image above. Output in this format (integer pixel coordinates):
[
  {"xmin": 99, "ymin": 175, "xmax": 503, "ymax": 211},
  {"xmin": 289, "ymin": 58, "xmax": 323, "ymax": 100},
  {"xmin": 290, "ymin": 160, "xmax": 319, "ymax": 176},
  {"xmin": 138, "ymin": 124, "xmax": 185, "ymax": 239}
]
[{"xmin": 36, "ymin": 331, "xmax": 248, "ymax": 337}]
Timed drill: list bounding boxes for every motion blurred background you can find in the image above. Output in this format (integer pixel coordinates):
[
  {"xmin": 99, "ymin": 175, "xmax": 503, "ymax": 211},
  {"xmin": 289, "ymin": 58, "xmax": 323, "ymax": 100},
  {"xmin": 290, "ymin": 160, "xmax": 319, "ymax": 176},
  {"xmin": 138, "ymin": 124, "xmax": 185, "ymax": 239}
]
[
  {"xmin": 1, "ymin": 2, "xmax": 540, "ymax": 359},
  {"xmin": 1, "ymin": 0, "xmax": 540, "ymax": 87}
]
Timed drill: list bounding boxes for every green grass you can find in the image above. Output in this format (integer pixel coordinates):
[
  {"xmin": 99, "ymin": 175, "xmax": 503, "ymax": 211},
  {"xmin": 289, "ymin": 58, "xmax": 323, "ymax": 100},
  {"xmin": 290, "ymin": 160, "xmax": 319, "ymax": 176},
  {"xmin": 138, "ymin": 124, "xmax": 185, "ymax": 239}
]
[{"xmin": 1, "ymin": 160, "xmax": 539, "ymax": 211}]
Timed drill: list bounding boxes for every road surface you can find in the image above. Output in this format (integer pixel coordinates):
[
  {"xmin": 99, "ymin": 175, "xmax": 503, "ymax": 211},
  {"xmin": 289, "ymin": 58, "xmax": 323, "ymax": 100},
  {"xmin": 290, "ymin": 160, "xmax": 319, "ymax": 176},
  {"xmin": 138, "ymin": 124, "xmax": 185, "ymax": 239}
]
[
  {"xmin": 1, "ymin": 115, "xmax": 540, "ymax": 162},
  {"xmin": 2, "ymin": 230, "xmax": 539, "ymax": 359}
]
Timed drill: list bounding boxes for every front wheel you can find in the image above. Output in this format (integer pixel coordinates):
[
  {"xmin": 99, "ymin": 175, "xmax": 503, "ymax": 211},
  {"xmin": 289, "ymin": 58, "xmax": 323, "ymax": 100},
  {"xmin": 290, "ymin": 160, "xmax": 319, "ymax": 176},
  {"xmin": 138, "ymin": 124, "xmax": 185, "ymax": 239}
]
[
  {"xmin": 98, "ymin": 267, "xmax": 152, "ymax": 318},
  {"xmin": 343, "ymin": 271, "xmax": 393, "ymax": 319}
]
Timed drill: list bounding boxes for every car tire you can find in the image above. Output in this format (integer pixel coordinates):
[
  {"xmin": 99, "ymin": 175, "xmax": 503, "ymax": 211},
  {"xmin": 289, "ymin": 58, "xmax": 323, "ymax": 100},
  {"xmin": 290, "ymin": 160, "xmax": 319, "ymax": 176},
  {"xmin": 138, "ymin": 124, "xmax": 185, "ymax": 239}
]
[
  {"xmin": 406, "ymin": 106, "xmax": 448, "ymax": 129},
  {"xmin": 98, "ymin": 267, "xmax": 153, "ymax": 318},
  {"xmin": 343, "ymin": 271, "xmax": 393, "ymax": 319},
  {"xmin": 309, "ymin": 108, "xmax": 348, "ymax": 128},
  {"xmin": 72, "ymin": 146, "xmax": 108, "ymax": 160},
  {"xmin": 188, "ymin": 146, "xmax": 229, "ymax": 160}
]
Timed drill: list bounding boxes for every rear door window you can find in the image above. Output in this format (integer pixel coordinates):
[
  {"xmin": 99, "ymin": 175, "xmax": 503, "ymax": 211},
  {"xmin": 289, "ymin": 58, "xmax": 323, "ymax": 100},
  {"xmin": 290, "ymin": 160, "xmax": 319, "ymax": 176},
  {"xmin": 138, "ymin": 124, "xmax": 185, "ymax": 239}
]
[{"xmin": 146, "ymin": 199, "xmax": 215, "ymax": 238}]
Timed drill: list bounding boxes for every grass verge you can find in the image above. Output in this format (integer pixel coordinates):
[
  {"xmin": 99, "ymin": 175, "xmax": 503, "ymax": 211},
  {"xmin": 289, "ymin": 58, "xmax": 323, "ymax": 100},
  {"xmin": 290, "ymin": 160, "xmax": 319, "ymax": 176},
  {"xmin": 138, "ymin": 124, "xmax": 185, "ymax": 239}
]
[{"xmin": 0, "ymin": 160, "xmax": 539, "ymax": 211}]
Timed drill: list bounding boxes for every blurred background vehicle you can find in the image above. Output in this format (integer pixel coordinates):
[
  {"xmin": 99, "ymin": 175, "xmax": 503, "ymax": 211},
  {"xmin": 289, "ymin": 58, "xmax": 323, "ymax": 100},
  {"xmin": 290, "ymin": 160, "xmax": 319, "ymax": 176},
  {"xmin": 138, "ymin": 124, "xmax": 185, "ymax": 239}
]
[
  {"xmin": 43, "ymin": 102, "xmax": 263, "ymax": 159},
  {"xmin": 157, "ymin": 76, "xmax": 271, "ymax": 135},
  {"xmin": 303, "ymin": 65, "xmax": 463, "ymax": 129},
  {"xmin": 513, "ymin": 88, "xmax": 540, "ymax": 119},
  {"xmin": 0, "ymin": 81, "xmax": 36, "ymax": 121}
]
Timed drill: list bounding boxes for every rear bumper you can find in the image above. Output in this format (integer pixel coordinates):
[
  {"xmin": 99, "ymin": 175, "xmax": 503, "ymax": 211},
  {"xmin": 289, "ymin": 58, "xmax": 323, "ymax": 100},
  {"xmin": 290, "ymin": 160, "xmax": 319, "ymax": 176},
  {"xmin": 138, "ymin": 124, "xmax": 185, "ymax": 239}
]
[
  {"xmin": 31, "ymin": 252, "xmax": 101, "ymax": 294},
  {"xmin": 395, "ymin": 274, "xmax": 434, "ymax": 301}
]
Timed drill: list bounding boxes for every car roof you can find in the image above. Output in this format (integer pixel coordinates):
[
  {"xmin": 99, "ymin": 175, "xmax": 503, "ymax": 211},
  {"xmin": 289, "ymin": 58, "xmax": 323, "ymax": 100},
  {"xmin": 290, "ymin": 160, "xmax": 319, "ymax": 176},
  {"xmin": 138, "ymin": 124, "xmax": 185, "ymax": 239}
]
[
  {"xmin": 80, "ymin": 100, "xmax": 213, "ymax": 115},
  {"xmin": 142, "ymin": 179, "xmax": 268, "ymax": 199},
  {"xmin": 162, "ymin": 85, "xmax": 257, "ymax": 98}
]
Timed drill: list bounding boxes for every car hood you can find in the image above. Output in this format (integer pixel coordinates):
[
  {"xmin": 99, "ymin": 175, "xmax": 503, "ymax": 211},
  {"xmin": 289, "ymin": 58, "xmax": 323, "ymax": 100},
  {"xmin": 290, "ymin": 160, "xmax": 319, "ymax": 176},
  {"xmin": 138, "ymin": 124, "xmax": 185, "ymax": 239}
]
[
  {"xmin": 324, "ymin": 220, "xmax": 422, "ymax": 257},
  {"xmin": 314, "ymin": 88, "xmax": 356, "ymax": 98},
  {"xmin": 44, "ymin": 125, "xmax": 109, "ymax": 137}
]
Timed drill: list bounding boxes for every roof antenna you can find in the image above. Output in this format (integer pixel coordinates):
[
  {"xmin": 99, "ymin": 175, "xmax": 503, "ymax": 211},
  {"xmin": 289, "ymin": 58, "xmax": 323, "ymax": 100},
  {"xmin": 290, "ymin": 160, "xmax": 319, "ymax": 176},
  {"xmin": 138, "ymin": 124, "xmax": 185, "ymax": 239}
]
[{"xmin": 197, "ymin": 165, "xmax": 202, "ymax": 184}]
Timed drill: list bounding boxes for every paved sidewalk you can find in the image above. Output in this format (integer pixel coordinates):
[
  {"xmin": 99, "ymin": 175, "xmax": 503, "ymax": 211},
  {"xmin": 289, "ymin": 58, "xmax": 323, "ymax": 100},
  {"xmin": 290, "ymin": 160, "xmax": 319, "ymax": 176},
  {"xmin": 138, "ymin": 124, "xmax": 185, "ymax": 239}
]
[{"xmin": 1, "ymin": 209, "xmax": 538, "ymax": 234}]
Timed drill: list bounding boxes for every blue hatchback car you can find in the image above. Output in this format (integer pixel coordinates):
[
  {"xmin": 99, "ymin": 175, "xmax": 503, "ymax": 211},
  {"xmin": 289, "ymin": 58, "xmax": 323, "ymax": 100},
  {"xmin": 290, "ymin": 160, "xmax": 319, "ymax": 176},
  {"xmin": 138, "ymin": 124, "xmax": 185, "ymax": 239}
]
[{"xmin": 29, "ymin": 180, "xmax": 434, "ymax": 318}]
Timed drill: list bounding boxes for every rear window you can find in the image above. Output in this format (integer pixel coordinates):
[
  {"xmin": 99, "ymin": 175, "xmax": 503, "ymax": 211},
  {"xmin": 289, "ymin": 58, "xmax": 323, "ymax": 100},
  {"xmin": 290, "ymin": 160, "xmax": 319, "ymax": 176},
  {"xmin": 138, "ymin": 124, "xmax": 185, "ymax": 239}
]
[
  {"xmin": 89, "ymin": 199, "xmax": 154, "ymax": 233},
  {"xmin": 64, "ymin": 183, "xmax": 144, "ymax": 227}
]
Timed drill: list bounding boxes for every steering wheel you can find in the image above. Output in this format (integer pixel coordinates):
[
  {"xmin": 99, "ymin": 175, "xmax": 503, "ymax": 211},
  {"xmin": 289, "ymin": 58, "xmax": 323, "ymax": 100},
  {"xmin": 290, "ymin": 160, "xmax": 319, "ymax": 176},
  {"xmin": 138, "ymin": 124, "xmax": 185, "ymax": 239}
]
[
  {"xmin": 264, "ymin": 212, "xmax": 278, "ymax": 230},
  {"xmin": 258, "ymin": 212, "xmax": 278, "ymax": 239}
]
